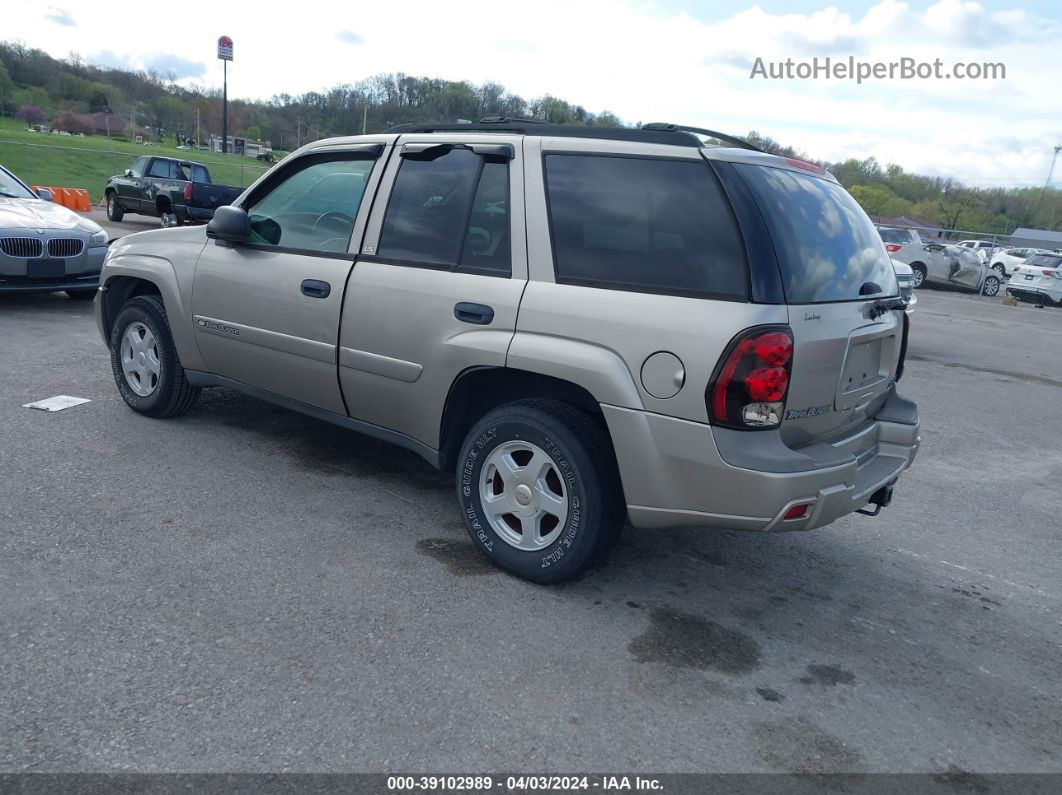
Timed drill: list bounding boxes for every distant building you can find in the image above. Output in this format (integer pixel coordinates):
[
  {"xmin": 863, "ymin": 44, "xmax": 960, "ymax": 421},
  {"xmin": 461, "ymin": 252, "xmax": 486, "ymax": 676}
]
[
  {"xmin": 1008, "ymin": 227, "xmax": 1062, "ymax": 250},
  {"xmin": 87, "ymin": 112, "xmax": 127, "ymax": 136},
  {"xmin": 209, "ymin": 135, "xmax": 273, "ymax": 158}
]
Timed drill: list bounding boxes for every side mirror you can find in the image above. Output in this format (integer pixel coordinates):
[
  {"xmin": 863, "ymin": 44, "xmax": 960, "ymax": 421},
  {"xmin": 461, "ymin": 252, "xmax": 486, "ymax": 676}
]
[
  {"xmin": 36, "ymin": 188, "xmax": 53, "ymax": 202},
  {"xmin": 206, "ymin": 205, "xmax": 250, "ymax": 243},
  {"xmin": 124, "ymin": 169, "xmax": 134, "ymax": 177}
]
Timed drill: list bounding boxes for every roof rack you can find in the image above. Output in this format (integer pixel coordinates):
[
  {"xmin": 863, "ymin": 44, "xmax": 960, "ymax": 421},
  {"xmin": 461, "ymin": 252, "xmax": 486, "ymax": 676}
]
[
  {"xmin": 382, "ymin": 118, "xmax": 762, "ymax": 151},
  {"xmin": 641, "ymin": 123, "xmax": 763, "ymax": 152},
  {"xmin": 384, "ymin": 119, "xmax": 703, "ymax": 147}
]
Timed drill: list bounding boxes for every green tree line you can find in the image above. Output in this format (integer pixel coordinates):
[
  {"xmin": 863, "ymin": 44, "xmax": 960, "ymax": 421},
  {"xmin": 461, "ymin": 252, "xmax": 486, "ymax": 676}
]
[{"xmin": 2, "ymin": 39, "xmax": 1060, "ymax": 234}]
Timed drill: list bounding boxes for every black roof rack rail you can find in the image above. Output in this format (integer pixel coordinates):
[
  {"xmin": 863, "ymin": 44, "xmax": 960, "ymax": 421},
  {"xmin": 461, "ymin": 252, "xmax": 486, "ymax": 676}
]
[
  {"xmin": 641, "ymin": 123, "xmax": 763, "ymax": 152},
  {"xmin": 384, "ymin": 119, "xmax": 703, "ymax": 147}
]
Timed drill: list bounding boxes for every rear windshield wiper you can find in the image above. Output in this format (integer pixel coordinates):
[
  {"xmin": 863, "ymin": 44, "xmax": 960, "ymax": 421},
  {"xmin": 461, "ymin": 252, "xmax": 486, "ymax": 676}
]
[{"xmin": 869, "ymin": 298, "xmax": 908, "ymax": 319}]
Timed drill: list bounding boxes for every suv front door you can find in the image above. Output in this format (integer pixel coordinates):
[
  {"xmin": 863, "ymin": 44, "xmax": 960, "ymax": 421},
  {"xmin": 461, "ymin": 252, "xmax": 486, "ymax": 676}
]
[
  {"xmin": 339, "ymin": 135, "xmax": 527, "ymax": 449},
  {"xmin": 191, "ymin": 144, "xmax": 387, "ymax": 414}
]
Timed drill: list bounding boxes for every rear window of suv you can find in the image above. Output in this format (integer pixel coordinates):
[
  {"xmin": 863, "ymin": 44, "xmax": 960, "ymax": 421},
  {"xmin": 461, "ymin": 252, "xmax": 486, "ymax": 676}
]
[
  {"xmin": 736, "ymin": 164, "xmax": 899, "ymax": 303},
  {"xmin": 544, "ymin": 154, "xmax": 747, "ymax": 299},
  {"xmin": 1027, "ymin": 255, "xmax": 1062, "ymax": 268},
  {"xmin": 878, "ymin": 228, "xmax": 911, "ymax": 245}
]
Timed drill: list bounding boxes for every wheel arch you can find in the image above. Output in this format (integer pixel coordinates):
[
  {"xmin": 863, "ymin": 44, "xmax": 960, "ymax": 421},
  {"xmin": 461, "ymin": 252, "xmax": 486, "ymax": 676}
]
[{"xmin": 438, "ymin": 367, "xmax": 618, "ymax": 474}]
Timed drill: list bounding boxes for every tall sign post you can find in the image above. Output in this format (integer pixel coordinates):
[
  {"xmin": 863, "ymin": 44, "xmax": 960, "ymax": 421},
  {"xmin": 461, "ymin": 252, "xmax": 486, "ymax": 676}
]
[{"xmin": 217, "ymin": 36, "xmax": 233, "ymax": 154}]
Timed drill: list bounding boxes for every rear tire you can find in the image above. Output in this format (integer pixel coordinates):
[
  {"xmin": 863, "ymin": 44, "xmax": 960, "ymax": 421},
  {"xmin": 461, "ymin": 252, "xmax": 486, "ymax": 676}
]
[
  {"xmin": 982, "ymin": 274, "xmax": 1001, "ymax": 297},
  {"xmin": 108, "ymin": 295, "xmax": 200, "ymax": 418},
  {"xmin": 106, "ymin": 193, "xmax": 124, "ymax": 222},
  {"xmin": 910, "ymin": 263, "xmax": 927, "ymax": 289},
  {"xmin": 455, "ymin": 399, "xmax": 624, "ymax": 584},
  {"xmin": 991, "ymin": 263, "xmax": 1006, "ymax": 277}
]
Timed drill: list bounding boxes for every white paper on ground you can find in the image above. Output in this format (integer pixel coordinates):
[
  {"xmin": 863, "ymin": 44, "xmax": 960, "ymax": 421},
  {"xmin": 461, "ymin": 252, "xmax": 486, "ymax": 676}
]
[{"xmin": 22, "ymin": 395, "xmax": 92, "ymax": 412}]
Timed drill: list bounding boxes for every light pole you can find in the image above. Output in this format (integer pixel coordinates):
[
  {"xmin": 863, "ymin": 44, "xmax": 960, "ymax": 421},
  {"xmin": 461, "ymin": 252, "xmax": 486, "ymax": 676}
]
[{"xmin": 1036, "ymin": 145, "xmax": 1062, "ymax": 227}]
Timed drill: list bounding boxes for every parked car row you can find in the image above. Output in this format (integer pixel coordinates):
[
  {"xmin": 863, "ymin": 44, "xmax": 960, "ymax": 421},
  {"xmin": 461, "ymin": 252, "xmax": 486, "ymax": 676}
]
[{"xmin": 878, "ymin": 227, "xmax": 1001, "ymax": 297}]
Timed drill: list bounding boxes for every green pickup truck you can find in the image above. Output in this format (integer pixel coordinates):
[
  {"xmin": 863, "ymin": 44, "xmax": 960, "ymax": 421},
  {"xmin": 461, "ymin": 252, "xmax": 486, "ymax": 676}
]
[{"xmin": 104, "ymin": 156, "xmax": 244, "ymax": 227}]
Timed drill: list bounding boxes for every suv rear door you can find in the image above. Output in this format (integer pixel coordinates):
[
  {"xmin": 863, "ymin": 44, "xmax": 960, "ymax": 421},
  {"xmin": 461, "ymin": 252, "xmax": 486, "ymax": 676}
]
[
  {"xmin": 338, "ymin": 134, "xmax": 527, "ymax": 449},
  {"xmin": 733, "ymin": 162, "xmax": 905, "ymax": 445}
]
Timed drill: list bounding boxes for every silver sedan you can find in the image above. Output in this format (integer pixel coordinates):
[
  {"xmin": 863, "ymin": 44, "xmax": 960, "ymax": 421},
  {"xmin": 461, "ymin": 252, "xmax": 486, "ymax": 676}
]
[{"xmin": 0, "ymin": 164, "xmax": 109, "ymax": 298}]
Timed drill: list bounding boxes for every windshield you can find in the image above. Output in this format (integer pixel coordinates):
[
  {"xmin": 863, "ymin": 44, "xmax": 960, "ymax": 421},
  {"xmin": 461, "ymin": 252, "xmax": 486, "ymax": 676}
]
[
  {"xmin": 0, "ymin": 166, "xmax": 36, "ymax": 199},
  {"xmin": 736, "ymin": 164, "xmax": 899, "ymax": 303}
]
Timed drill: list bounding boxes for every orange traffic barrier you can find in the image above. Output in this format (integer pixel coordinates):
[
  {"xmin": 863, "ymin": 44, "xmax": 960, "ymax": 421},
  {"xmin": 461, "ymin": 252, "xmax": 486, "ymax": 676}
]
[{"xmin": 32, "ymin": 186, "xmax": 92, "ymax": 211}]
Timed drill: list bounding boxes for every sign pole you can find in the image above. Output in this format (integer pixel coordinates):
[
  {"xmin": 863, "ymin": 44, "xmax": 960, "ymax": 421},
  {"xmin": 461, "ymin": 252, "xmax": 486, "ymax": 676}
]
[
  {"xmin": 217, "ymin": 36, "xmax": 234, "ymax": 155},
  {"xmin": 222, "ymin": 60, "xmax": 228, "ymax": 154}
]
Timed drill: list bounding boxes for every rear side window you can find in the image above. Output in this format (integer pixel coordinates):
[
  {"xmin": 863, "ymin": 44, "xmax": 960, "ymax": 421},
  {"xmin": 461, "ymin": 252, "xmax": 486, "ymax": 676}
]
[
  {"xmin": 377, "ymin": 147, "xmax": 511, "ymax": 276},
  {"xmin": 736, "ymin": 164, "xmax": 898, "ymax": 303},
  {"xmin": 544, "ymin": 154, "xmax": 747, "ymax": 299}
]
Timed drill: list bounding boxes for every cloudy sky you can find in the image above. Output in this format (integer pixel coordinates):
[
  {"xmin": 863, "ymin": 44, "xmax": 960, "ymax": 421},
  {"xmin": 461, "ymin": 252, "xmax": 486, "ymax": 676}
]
[{"xmin": 9, "ymin": 0, "xmax": 1062, "ymax": 187}]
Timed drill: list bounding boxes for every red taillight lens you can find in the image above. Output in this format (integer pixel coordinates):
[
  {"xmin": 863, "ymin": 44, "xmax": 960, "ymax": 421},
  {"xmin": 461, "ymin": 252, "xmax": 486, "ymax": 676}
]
[
  {"xmin": 183, "ymin": 182, "xmax": 193, "ymax": 201},
  {"xmin": 708, "ymin": 327, "xmax": 794, "ymax": 429},
  {"xmin": 746, "ymin": 366, "xmax": 789, "ymax": 401},
  {"xmin": 885, "ymin": 244, "xmax": 901, "ymax": 253},
  {"xmin": 783, "ymin": 504, "xmax": 810, "ymax": 520}
]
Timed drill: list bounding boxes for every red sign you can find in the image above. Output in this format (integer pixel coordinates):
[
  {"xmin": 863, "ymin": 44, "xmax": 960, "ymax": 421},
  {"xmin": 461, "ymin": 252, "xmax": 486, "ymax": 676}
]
[{"xmin": 217, "ymin": 36, "xmax": 233, "ymax": 61}]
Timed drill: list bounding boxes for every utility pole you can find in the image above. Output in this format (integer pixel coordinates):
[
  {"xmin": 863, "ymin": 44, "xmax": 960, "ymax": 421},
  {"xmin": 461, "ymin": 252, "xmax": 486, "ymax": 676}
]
[
  {"xmin": 362, "ymin": 104, "xmax": 367, "ymax": 135},
  {"xmin": 1035, "ymin": 145, "xmax": 1061, "ymax": 227},
  {"xmin": 195, "ymin": 106, "xmax": 200, "ymax": 149},
  {"xmin": 130, "ymin": 108, "xmax": 135, "ymax": 142},
  {"xmin": 297, "ymin": 120, "xmax": 302, "ymax": 149}
]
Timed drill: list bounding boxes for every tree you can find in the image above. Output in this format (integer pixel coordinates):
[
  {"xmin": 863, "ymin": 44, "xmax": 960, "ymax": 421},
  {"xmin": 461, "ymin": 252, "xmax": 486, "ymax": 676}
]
[
  {"xmin": 15, "ymin": 104, "xmax": 46, "ymax": 125},
  {"xmin": 52, "ymin": 109, "xmax": 93, "ymax": 134},
  {"xmin": 0, "ymin": 59, "xmax": 13, "ymax": 115}
]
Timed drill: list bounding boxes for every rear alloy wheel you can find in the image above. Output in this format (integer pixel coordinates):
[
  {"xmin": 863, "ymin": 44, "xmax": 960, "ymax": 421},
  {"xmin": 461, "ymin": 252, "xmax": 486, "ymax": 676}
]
[
  {"xmin": 109, "ymin": 295, "xmax": 199, "ymax": 417},
  {"xmin": 910, "ymin": 263, "xmax": 927, "ymax": 289},
  {"xmin": 992, "ymin": 263, "xmax": 1006, "ymax": 277},
  {"xmin": 160, "ymin": 211, "xmax": 179, "ymax": 228},
  {"xmin": 456, "ymin": 399, "xmax": 624, "ymax": 583},
  {"xmin": 106, "ymin": 193, "xmax": 124, "ymax": 222},
  {"xmin": 982, "ymin": 274, "xmax": 1001, "ymax": 297}
]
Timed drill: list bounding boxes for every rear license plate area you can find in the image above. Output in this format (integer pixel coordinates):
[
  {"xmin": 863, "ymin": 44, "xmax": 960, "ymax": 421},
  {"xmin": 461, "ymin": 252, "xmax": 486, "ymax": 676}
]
[
  {"xmin": 1024, "ymin": 274, "xmax": 1034, "ymax": 280},
  {"xmin": 841, "ymin": 339, "xmax": 883, "ymax": 393},
  {"xmin": 27, "ymin": 259, "xmax": 65, "ymax": 278}
]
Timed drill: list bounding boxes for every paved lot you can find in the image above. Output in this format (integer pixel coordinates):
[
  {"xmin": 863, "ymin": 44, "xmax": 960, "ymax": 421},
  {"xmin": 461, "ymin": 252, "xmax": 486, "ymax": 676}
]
[{"xmin": 1, "ymin": 287, "xmax": 1060, "ymax": 775}]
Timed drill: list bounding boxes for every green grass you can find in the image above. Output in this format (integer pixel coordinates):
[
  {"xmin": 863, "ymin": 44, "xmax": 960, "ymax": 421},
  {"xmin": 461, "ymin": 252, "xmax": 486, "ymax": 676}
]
[{"xmin": 0, "ymin": 117, "xmax": 284, "ymax": 202}]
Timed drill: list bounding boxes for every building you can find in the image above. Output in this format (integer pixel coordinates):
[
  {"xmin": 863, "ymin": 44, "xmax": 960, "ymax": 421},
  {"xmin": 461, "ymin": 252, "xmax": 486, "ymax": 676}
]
[
  {"xmin": 1008, "ymin": 227, "xmax": 1062, "ymax": 250},
  {"xmin": 209, "ymin": 135, "xmax": 273, "ymax": 158}
]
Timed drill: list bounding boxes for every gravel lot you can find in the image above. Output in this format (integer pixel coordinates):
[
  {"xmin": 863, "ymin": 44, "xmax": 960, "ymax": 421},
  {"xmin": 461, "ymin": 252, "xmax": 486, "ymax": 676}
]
[{"xmin": 1, "ymin": 282, "xmax": 1060, "ymax": 776}]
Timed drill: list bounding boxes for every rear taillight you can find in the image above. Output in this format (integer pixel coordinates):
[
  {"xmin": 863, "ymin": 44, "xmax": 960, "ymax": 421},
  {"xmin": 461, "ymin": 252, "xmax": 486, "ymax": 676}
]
[
  {"xmin": 183, "ymin": 182, "xmax": 193, "ymax": 201},
  {"xmin": 708, "ymin": 327, "xmax": 794, "ymax": 430},
  {"xmin": 885, "ymin": 244, "xmax": 901, "ymax": 253}
]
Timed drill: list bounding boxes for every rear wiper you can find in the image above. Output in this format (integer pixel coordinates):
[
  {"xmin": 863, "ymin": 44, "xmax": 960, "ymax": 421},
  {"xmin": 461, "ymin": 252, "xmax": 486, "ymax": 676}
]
[{"xmin": 869, "ymin": 298, "xmax": 908, "ymax": 319}]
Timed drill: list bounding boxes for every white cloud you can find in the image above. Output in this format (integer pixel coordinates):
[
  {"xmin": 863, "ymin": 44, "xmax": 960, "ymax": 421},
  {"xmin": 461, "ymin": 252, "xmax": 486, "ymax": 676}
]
[{"xmin": 7, "ymin": 0, "xmax": 1062, "ymax": 186}]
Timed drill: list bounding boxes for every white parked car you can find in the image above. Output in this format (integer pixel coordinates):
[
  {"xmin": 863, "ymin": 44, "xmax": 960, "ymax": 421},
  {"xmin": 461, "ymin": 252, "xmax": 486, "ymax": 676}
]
[
  {"xmin": 957, "ymin": 239, "xmax": 998, "ymax": 264},
  {"xmin": 989, "ymin": 247, "xmax": 1048, "ymax": 278},
  {"xmin": 878, "ymin": 227, "xmax": 924, "ymax": 262},
  {"xmin": 908, "ymin": 242, "xmax": 1001, "ymax": 295},
  {"xmin": 1005, "ymin": 253, "xmax": 1062, "ymax": 306},
  {"xmin": 892, "ymin": 259, "xmax": 917, "ymax": 313}
]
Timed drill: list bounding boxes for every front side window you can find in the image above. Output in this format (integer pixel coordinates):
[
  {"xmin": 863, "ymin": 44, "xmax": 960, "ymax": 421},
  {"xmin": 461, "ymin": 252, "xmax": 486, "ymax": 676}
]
[
  {"xmin": 544, "ymin": 154, "xmax": 747, "ymax": 299},
  {"xmin": 244, "ymin": 154, "xmax": 375, "ymax": 253},
  {"xmin": 129, "ymin": 157, "xmax": 148, "ymax": 178},
  {"xmin": 147, "ymin": 159, "xmax": 175, "ymax": 179},
  {"xmin": 377, "ymin": 147, "xmax": 511, "ymax": 275}
]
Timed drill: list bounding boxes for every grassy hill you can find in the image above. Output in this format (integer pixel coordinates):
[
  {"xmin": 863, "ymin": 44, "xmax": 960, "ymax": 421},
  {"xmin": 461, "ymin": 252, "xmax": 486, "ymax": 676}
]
[{"xmin": 0, "ymin": 117, "xmax": 278, "ymax": 202}]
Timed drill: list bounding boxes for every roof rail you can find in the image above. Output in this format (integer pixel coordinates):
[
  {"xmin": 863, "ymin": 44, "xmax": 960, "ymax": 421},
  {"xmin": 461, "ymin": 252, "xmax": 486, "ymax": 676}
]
[
  {"xmin": 383, "ymin": 120, "xmax": 703, "ymax": 147},
  {"xmin": 641, "ymin": 123, "xmax": 763, "ymax": 152}
]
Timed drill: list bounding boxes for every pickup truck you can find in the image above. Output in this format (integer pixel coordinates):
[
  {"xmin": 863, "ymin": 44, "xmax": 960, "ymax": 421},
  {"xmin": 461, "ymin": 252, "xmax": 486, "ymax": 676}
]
[{"xmin": 104, "ymin": 156, "xmax": 243, "ymax": 227}]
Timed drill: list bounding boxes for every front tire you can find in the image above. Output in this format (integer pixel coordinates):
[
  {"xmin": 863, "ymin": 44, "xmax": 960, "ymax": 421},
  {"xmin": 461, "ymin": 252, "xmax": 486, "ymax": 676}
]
[
  {"xmin": 106, "ymin": 193, "xmax": 124, "ymax": 222},
  {"xmin": 108, "ymin": 295, "xmax": 199, "ymax": 417},
  {"xmin": 456, "ymin": 399, "xmax": 624, "ymax": 584}
]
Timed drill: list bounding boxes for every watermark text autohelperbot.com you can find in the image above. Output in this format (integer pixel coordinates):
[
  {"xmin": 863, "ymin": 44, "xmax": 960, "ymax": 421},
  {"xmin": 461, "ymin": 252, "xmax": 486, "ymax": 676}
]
[{"xmin": 750, "ymin": 56, "xmax": 1005, "ymax": 83}]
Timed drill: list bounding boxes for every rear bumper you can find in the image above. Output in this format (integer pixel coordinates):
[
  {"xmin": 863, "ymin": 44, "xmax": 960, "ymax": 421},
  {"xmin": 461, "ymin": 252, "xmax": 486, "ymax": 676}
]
[
  {"xmin": 1006, "ymin": 285, "xmax": 1061, "ymax": 305},
  {"xmin": 606, "ymin": 392, "xmax": 920, "ymax": 532}
]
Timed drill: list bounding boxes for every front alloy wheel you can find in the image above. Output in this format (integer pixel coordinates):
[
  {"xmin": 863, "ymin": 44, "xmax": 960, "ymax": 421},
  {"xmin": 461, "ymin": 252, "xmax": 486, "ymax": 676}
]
[{"xmin": 120, "ymin": 321, "xmax": 161, "ymax": 397}]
